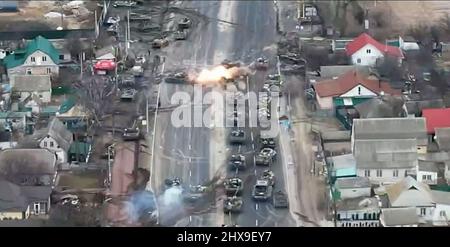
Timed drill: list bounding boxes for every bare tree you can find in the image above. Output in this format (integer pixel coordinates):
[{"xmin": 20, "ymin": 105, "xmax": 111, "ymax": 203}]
[
  {"xmin": 430, "ymin": 69, "xmax": 449, "ymax": 96},
  {"xmin": 376, "ymin": 56, "xmax": 404, "ymax": 81},
  {"xmin": 73, "ymin": 76, "xmax": 117, "ymax": 126},
  {"xmin": 302, "ymin": 45, "xmax": 330, "ymax": 71}
]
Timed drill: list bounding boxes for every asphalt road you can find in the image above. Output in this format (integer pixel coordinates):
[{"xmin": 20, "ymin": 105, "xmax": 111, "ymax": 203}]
[{"xmin": 145, "ymin": 0, "xmax": 295, "ymax": 227}]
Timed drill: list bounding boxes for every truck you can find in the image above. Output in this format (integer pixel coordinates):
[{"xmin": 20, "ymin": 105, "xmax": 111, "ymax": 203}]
[
  {"xmin": 251, "ymin": 179, "xmax": 273, "ymax": 201},
  {"xmin": 273, "ymin": 190, "xmax": 289, "ymax": 208}
]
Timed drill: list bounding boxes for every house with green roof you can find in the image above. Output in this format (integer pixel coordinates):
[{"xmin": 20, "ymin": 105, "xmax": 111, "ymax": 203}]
[{"xmin": 4, "ymin": 36, "xmax": 60, "ymax": 82}]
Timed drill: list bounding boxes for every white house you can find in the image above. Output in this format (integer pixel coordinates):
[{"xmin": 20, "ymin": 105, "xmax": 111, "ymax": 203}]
[
  {"xmin": 417, "ymin": 160, "xmax": 439, "ymax": 185},
  {"xmin": 345, "ymin": 33, "xmax": 404, "ymax": 66},
  {"xmin": 335, "ymin": 177, "xmax": 371, "ymax": 200},
  {"xmin": 312, "ymin": 70, "xmax": 401, "ymax": 110},
  {"xmin": 4, "ymin": 36, "xmax": 60, "ymax": 81},
  {"xmin": 10, "ymin": 75, "xmax": 52, "ymax": 103},
  {"xmin": 336, "ymin": 197, "xmax": 381, "ymax": 227},
  {"xmin": 385, "ymin": 176, "xmax": 435, "ymax": 222},
  {"xmin": 431, "ymin": 190, "xmax": 450, "ymax": 226},
  {"xmin": 38, "ymin": 117, "xmax": 73, "ymax": 163}
]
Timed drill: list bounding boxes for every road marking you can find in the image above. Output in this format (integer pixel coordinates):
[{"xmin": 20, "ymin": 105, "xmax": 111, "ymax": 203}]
[
  {"xmin": 254, "ymin": 169, "xmax": 257, "ymax": 176},
  {"xmin": 253, "ymin": 156, "xmax": 256, "ymax": 166},
  {"xmin": 252, "ymin": 143, "xmax": 255, "ymax": 150},
  {"xmin": 189, "ymin": 216, "xmax": 192, "ymax": 222},
  {"xmin": 251, "ymin": 131, "xmax": 254, "ymax": 141},
  {"xmin": 238, "ymin": 145, "xmax": 241, "ymax": 153},
  {"xmin": 189, "ymin": 170, "xmax": 192, "ymax": 177},
  {"xmin": 188, "ymin": 144, "xmax": 192, "ymax": 150},
  {"xmin": 189, "ymin": 157, "xmax": 192, "ymax": 163},
  {"xmin": 256, "ymin": 203, "xmax": 259, "ymax": 210},
  {"xmin": 255, "ymin": 219, "xmax": 259, "ymax": 226}
]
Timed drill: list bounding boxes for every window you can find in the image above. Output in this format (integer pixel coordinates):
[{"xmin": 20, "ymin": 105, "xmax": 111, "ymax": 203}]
[
  {"xmin": 42, "ymin": 56, "xmax": 47, "ymax": 62},
  {"xmin": 405, "ymin": 170, "xmax": 408, "ymax": 177},
  {"xmin": 420, "ymin": 208, "xmax": 426, "ymax": 216},
  {"xmin": 39, "ymin": 94, "xmax": 43, "ymax": 99},
  {"xmin": 59, "ymin": 55, "xmax": 64, "ymax": 60},
  {"xmin": 422, "ymin": 175, "xmax": 427, "ymax": 180},
  {"xmin": 337, "ymin": 213, "xmax": 341, "ymax": 220},
  {"xmin": 50, "ymin": 141, "xmax": 54, "ymax": 148},
  {"xmin": 427, "ymin": 175, "xmax": 432, "ymax": 181},
  {"xmin": 31, "ymin": 57, "xmax": 36, "ymax": 62},
  {"xmin": 357, "ymin": 58, "xmax": 361, "ymax": 64},
  {"xmin": 376, "ymin": 169, "xmax": 382, "ymax": 177},
  {"xmin": 46, "ymin": 68, "xmax": 51, "ymax": 74},
  {"xmin": 26, "ymin": 68, "xmax": 32, "ymax": 75},
  {"xmin": 358, "ymin": 86, "xmax": 361, "ymax": 95},
  {"xmin": 363, "ymin": 213, "xmax": 368, "ymax": 220},
  {"xmin": 440, "ymin": 211, "xmax": 446, "ymax": 217},
  {"xmin": 393, "ymin": 169, "xmax": 399, "ymax": 177},
  {"xmin": 43, "ymin": 141, "xmax": 47, "ymax": 147},
  {"xmin": 366, "ymin": 49, "xmax": 371, "ymax": 54},
  {"xmin": 364, "ymin": 169, "xmax": 371, "ymax": 177}
]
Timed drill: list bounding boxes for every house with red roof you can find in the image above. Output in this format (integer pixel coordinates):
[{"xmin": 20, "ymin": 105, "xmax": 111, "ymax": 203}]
[
  {"xmin": 346, "ymin": 33, "xmax": 404, "ymax": 66},
  {"xmin": 422, "ymin": 108, "xmax": 450, "ymax": 135},
  {"xmin": 313, "ymin": 69, "xmax": 401, "ymax": 111}
]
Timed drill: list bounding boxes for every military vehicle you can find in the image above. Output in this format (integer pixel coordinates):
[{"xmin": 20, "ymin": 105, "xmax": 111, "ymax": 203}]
[
  {"xmin": 228, "ymin": 154, "xmax": 246, "ymax": 170},
  {"xmin": 164, "ymin": 177, "xmax": 181, "ymax": 188},
  {"xmin": 255, "ymin": 148, "xmax": 276, "ymax": 166},
  {"xmin": 152, "ymin": 38, "xmax": 169, "ymax": 48},
  {"xmin": 261, "ymin": 170, "xmax": 275, "ymax": 186},
  {"xmin": 122, "ymin": 128, "xmax": 141, "ymax": 141},
  {"xmin": 252, "ymin": 179, "xmax": 273, "ymax": 201},
  {"xmin": 223, "ymin": 196, "xmax": 243, "ymax": 213},
  {"xmin": 260, "ymin": 138, "xmax": 276, "ymax": 149},
  {"xmin": 113, "ymin": 1, "xmax": 137, "ymax": 8},
  {"xmin": 174, "ymin": 29, "xmax": 188, "ymax": 40},
  {"xmin": 165, "ymin": 72, "xmax": 189, "ymax": 84},
  {"xmin": 229, "ymin": 129, "xmax": 245, "ymax": 144},
  {"xmin": 178, "ymin": 17, "xmax": 191, "ymax": 29},
  {"xmin": 255, "ymin": 57, "xmax": 269, "ymax": 70},
  {"xmin": 221, "ymin": 59, "xmax": 241, "ymax": 69},
  {"xmin": 273, "ymin": 190, "xmax": 289, "ymax": 208},
  {"xmin": 183, "ymin": 185, "xmax": 208, "ymax": 203},
  {"xmin": 224, "ymin": 177, "xmax": 243, "ymax": 196}
]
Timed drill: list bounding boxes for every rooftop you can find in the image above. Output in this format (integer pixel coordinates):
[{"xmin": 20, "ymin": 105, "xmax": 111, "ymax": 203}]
[
  {"xmin": 352, "ymin": 117, "xmax": 428, "ymax": 145},
  {"xmin": 422, "ymin": 108, "xmax": 450, "ymax": 134},
  {"xmin": 313, "ymin": 70, "xmax": 401, "ymax": 97},
  {"xmin": 4, "ymin": 35, "xmax": 59, "ymax": 69},
  {"xmin": 319, "ymin": 65, "xmax": 369, "ymax": 79},
  {"xmin": 354, "ymin": 139, "xmax": 418, "ymax": 169},
  {"xmin": 431, "ymin": 190, "xmax": 450, "ymax": 205},
  {"xmin": 336, "ymin": 197, "xmax": 380, "ymax": 211},
  {"xmin": 336, "ymin": 177, "xmax": 371, "ymax": 189},
  {"xmin": 329, "ymin": 154, "xmax": 356, "ymax": 170},
  {"xmin": 354, "ymin": 96, "xmax": 406, "ymax": 118},
  {"xmin": 418, "ymin": 160, "xmax": 443, "ymax": 173},
  {"xmin": 380, "ymin": 208, "xmax": 419, "ymax": 226},
  {"xmin": 435, "ymin": 128, "xmax": 450, "ymax": 151},
  {"xmin": 346, "ymin": 33, "xmax": 404, "ymax": 58},
  {"xmin": 12, "ymin": 75, "xmax": 51, "ymax": 92},
  {"xmin": 386, "ymin": 176, "xmax": 434, "ymax": 207}
]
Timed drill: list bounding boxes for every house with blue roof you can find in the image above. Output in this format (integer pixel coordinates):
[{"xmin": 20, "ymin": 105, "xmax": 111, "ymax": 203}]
[{"xmin": 4, "ymin": 36, "xmax": 60, "ymax": 83}]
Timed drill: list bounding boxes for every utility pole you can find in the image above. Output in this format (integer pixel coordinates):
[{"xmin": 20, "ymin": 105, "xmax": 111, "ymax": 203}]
[{"xmin": 127, "ymin": 10, "xmax": 131, "ymax": 50}]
